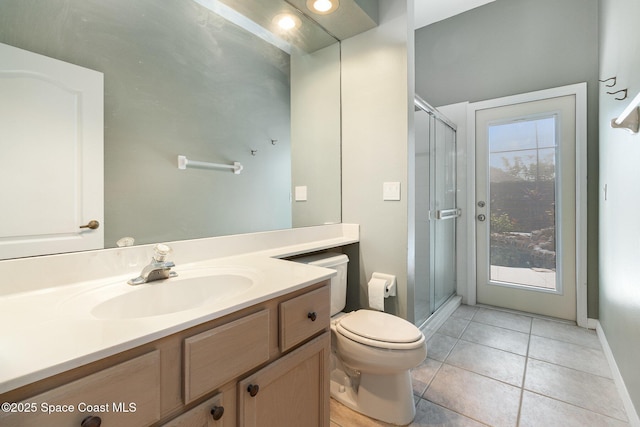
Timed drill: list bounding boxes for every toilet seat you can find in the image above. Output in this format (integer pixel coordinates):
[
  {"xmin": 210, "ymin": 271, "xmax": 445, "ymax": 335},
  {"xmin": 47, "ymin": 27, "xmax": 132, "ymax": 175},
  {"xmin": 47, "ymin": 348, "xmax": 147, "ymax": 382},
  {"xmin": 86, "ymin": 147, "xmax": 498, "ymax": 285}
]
[{"xmin": 336, "ymin": 310, "xmax": 425, "ymax": 350}]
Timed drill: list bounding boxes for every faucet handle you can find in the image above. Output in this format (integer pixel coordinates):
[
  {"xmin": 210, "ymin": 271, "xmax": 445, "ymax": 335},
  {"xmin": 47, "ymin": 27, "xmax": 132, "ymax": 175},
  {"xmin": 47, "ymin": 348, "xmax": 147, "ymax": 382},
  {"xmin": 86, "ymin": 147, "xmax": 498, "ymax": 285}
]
[{"xmin": 154, "ymin": 243, "xmax": 172, "ymax": 262}]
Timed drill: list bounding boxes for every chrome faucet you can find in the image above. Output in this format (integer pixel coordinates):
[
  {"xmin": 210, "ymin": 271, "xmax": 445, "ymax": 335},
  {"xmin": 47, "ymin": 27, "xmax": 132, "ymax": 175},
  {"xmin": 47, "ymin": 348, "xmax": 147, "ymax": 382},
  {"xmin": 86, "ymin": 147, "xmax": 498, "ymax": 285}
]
[{"xmin": 128, "ymin": 243, "xmax": 178, "ymax": 285}]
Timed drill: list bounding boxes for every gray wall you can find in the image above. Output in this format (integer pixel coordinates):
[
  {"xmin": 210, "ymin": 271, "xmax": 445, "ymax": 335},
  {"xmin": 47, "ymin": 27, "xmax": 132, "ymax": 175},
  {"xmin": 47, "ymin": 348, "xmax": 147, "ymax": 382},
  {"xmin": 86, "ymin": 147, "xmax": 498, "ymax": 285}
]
[
  {"xmin": 415, "ymin": 0, "xmax": 600, "ymax": 317},
  {"xmin": 599, "ymin": 0, "xmax": 640, "ymax": 415},
  {"xmin": 0, "ymin": 0, "xmax": 292, "ymax": 248},
  {"xmin": 291, "ymin": 44, "xmax": 342, "ymax": 228},
  {"xmin": 342, "ymin": 0, "xmax": 414, "ymax": 319}
]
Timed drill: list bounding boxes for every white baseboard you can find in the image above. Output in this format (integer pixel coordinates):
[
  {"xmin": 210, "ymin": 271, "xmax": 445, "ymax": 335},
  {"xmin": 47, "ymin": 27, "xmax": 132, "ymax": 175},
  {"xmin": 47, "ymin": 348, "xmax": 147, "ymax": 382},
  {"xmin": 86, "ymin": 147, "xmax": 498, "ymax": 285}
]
[
  {"xmin": 587, "ymin": 317, "xmax": 598, "ymax": 330},
  {"xmin": 596, "ymin": 321, "xmax": 640, "ymax": 427}
]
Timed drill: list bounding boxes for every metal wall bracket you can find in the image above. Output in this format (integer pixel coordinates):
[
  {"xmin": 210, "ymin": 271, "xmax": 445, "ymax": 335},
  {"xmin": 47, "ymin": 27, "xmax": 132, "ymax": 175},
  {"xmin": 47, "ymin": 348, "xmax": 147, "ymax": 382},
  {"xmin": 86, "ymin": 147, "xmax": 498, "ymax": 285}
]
[{"xmin": 611, "ymin": 107, "xmax": 640, "ymax": 134}]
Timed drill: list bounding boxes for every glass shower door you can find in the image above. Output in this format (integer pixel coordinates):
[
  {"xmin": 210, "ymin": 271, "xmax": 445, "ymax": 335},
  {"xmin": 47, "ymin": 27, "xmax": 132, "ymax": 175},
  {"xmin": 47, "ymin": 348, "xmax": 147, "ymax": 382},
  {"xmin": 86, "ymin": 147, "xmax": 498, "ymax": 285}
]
[
  {"xmin": 431, "ymin": 119, "xmax": 457, "ymax": 310},
  {"xmin": 414, "ymin": 108, "xmax": 432, "ymax": 325},
  {"xmin": 414, "ymin": 98, "xmax": 458, "ymax": 326}
]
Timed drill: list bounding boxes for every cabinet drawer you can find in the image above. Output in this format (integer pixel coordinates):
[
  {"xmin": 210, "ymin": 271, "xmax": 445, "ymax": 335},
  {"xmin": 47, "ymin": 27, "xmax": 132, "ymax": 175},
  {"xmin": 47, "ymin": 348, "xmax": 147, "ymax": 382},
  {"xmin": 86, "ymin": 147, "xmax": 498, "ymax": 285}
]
[
  {"xmin": 184, "ymin": 309, "xmax": 269, "ymax": 403},
  {"xmin": 279, "ymin": 285, "xmax": 330, "ymax": 352},
  {"xmin": 163, "ymin": 392, "xmax": 227, "ymax": 427},
  {"xmin": 0, "ymin": 350, "xmax": 161, "ymax": 427}
]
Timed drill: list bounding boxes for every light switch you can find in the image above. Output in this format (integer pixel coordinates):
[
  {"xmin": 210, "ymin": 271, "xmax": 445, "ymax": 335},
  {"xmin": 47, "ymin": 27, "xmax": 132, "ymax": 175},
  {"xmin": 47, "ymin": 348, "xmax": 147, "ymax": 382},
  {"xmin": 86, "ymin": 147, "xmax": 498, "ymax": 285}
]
[
  {"xmin": 295, "ymin": 186, "xmax": 308, "ymax": 201},
  {"xmin": 383, "ymin": 182, "xmax": 401, "ymax": 201}
]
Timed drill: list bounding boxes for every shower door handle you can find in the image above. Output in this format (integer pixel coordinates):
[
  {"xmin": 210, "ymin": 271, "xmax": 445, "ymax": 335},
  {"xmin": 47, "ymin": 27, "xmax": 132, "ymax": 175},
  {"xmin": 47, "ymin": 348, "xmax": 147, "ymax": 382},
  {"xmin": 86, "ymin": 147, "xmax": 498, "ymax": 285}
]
[
  {"xmin": 435, "ymin": 208, "xmax": 461, "ymax": 220},
  {"xmin": 477, "ymin": 214, "xmax": 486, "ymax": 222}
]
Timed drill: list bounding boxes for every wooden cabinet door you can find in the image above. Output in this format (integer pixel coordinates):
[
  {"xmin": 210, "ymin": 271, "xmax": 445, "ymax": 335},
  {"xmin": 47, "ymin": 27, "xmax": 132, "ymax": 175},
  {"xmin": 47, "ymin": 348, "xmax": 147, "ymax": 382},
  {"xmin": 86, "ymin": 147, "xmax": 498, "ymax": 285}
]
[
  {"xmin": 162, "ymin": 392, "xmax": 229, "ymax": 427},
  {"xmin": 237, "ymin": 332, "xmax": 330, "ymax": 427}
]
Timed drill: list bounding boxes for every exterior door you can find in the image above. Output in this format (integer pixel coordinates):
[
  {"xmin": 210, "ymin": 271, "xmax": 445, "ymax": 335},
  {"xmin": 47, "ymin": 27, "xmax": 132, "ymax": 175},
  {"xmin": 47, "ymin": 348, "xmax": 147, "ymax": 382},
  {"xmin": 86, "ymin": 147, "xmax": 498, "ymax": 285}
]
[
  {"xmin": 0, "ymin": 42, "xmax": 103, "ymax": 259},
  {"xmin": 475, "ymin": 94, "xmax": 577, "ymax": 320}
]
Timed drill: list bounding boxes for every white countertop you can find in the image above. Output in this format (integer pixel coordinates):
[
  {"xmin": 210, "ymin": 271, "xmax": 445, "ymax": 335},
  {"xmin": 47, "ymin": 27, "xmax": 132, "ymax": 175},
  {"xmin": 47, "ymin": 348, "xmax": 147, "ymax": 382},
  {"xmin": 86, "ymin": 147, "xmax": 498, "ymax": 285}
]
[{"xmin": 0, "ymin": 224, "xmax": 359, "ymax": 394}]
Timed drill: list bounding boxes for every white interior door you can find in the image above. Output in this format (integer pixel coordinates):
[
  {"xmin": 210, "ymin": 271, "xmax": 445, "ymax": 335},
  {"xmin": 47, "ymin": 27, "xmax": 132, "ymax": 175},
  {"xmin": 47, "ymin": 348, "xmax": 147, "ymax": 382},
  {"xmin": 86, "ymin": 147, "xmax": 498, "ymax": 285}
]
[
  {"xmin": 475, "ymin": 93, "xmax": 577, "ymax": 320},
  {"xmin": 0, "ymin": 43, "xmax": 103, "ymax": 259}
]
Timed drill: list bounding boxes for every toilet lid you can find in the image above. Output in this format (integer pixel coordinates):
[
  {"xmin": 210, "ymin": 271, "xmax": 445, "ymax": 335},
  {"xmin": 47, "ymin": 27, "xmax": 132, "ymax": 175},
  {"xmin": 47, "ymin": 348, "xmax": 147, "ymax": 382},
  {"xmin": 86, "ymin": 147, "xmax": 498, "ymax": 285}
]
[{"xmin": 338, "ymin": 310, "xmax": 423, "ymax": 344}]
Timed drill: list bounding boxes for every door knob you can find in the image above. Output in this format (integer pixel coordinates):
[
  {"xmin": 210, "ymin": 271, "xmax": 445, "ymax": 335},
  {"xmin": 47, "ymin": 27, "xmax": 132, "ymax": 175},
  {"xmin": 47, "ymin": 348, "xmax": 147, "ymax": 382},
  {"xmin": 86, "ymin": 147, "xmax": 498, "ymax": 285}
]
[
  {"xmin": 79, "ymin": 220, "xmax": 100, "ymax": 230},
  {"xmin": 477, "ymin": 214, "xmax": 486, "ymax": 221}
]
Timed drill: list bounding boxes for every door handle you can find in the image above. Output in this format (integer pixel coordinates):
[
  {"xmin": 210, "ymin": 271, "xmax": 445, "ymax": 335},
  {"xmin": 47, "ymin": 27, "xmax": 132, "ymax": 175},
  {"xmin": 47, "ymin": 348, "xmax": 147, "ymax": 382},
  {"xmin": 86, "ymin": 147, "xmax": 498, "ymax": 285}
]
[
  {"xmin": 435, "ymin": 208, "xmax": 461, "ymax": 220},
  {"xmin": 477, "ymin": 214, "xmax": 486, "ymax": 221},
  {"xmin": 79, "ymin": 220, "xmax": 100, "ymax": 230}
]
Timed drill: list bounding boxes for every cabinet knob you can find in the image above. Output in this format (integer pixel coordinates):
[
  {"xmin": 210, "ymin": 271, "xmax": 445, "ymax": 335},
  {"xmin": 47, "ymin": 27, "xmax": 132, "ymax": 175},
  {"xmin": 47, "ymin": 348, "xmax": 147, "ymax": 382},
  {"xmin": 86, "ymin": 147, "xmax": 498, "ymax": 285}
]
[
  {"xmin": 247, "ymin": 384, "xmax": 260, "ymax": 397},
  {"xmin": 81, "ymin": 416, "xmax": 102, "ymax": 427},
  {"xmin": 307, "ymin": 311, "xmax": 317, "ymax": 322},
  {"xmin": 210, "ymin": 405, "xmax": 225, "ymax": 420}
]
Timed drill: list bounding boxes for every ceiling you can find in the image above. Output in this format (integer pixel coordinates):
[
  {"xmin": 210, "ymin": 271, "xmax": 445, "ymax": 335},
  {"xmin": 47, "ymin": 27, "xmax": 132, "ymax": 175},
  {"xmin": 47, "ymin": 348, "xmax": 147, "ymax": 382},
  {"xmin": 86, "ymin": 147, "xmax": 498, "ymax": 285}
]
[{"xmin": 414, "ymin": 0, "xmax": 495, "ymax": 29}]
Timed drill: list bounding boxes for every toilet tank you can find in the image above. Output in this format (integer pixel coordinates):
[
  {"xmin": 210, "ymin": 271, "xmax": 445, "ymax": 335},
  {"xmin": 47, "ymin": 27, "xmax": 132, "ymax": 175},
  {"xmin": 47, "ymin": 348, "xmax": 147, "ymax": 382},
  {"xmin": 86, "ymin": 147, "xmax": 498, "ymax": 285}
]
[{"xmin": 294, "ymin": 252, "xmax": 348, "ymax": 316}]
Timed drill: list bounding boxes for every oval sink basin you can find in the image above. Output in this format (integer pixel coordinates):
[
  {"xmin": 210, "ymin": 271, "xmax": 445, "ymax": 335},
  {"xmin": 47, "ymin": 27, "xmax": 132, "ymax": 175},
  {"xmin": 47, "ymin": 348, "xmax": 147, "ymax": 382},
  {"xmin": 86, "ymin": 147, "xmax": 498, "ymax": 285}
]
[{"xmin": 61, "ymin": 267, "xmax": 257, "ymax": 319}]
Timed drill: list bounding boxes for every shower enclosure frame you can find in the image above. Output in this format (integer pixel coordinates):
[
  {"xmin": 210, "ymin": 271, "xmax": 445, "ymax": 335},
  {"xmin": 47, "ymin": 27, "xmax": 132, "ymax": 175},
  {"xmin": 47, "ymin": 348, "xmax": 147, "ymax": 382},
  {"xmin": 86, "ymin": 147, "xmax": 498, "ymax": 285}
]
[{"xmin": 411, "ymin": 96, "xmax": 460, "ymax": 328}]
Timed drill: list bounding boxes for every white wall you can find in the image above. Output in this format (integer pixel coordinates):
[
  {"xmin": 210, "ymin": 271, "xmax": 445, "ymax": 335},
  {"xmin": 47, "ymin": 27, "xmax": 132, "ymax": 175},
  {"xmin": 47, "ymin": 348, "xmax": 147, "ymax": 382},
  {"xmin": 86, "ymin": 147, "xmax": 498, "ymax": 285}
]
[
  {"xmin": 341, "ymin": 0, "xmax": 414, "ymax": 319},
  {"xmin": 599, "ymin": 0, "xmax": 640, "ymax": 417}
]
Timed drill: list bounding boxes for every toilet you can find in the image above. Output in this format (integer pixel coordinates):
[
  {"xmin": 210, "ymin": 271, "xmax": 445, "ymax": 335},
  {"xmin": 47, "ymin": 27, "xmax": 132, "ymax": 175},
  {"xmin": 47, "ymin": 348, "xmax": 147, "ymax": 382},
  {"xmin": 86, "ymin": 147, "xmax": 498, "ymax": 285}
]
[{"xmin": 295, "ymin": 253, "xmax": 427, "ymax": 425}]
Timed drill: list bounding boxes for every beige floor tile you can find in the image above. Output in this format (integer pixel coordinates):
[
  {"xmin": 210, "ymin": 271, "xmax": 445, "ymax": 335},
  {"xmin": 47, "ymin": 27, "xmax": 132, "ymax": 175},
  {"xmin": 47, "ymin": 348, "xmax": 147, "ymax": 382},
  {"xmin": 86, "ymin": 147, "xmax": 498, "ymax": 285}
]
[
  {"xmin": 461, "ymin": 321, "xmax": 529, "ymax": 355},
  {"xmin": 524, "ymin": 359, "xmax": 628, "ymax": 422},
  {"xmin": 451, "ymin": 304, "xmax": 478, "ymax": 321},
  {"xmin": 472, "ymin": 307, "xmax": 532, "ymax": 333},
  {"xmin": 446, "ymin": 340, "xmax": 526, "ymax": 386},
  {"xmin": 426, "ymin": 332, "xmax": 458, "ymax": 362},
  {"xmin": 528, "ymin": 334, "xmax": 612, "ymax": 378},
  {"xmin": 519, "ymin": 391, "xmax": 629, "ymax": 427},
  {"xmin": 437, "ymin": 316, "xmax": 470, "ymax": 339},
  {"xmin": 332, "ymin": 308, "xmax": 631, "ymax": 427},
  {"xmin": 531, "ymin": 318, "xmax": 600, "ymax": 349},
  {"xmin": 411, "ymin": 357, "xmax": 442, "ymax": 397},
  {"xmin": 424, "ymin": 364, "xmax": 520, "ymax": 426},
  {"xmin": 410, "ymin": 400, "xmax": 487, "ymax": 427}
]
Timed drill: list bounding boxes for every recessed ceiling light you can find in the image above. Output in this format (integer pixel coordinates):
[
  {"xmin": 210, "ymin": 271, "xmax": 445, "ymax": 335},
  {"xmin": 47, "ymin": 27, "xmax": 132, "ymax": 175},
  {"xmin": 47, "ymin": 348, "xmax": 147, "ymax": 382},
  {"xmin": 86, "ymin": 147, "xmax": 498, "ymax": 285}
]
[
  {"xmin": 273, "ymin": 13, "xmax": 301, "ymax": 31},
  {"xmin": 306, "ymin": 0, "xmax": 339, "ymax": 15}
]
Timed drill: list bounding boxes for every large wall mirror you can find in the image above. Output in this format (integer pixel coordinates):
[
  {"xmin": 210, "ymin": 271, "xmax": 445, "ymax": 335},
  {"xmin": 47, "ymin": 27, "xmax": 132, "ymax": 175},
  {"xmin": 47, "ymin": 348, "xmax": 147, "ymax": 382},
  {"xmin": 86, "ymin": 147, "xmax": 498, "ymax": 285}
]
[{"xmin": 0, "ymin": 0, "xmax": 346, "ymax": 259}]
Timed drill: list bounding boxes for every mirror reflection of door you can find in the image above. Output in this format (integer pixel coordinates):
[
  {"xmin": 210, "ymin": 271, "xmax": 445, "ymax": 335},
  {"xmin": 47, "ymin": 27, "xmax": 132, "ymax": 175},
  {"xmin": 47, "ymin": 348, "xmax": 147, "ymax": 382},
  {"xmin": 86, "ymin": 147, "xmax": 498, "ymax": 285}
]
[
  {"xmin": 475, "ymin": 88, "xmax": 582, "ymax": 321},
  {"xmin": 0, "ymin": 42, "xmax": 103, "ymax": 260}
]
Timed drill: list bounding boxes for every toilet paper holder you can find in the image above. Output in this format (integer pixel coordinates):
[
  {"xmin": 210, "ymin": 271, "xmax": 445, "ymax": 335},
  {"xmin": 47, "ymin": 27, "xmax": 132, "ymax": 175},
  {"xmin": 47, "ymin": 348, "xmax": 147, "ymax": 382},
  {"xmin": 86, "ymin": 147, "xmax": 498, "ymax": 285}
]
[{"xmin": 371, "ymin": 272, "xmax": 397, "ymax": 297}]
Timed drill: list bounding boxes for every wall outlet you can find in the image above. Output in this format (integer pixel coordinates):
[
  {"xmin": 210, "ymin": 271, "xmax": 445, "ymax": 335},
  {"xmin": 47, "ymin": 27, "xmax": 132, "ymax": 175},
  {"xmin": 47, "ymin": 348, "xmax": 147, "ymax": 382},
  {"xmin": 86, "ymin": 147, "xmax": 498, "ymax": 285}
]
[{"xmin": 383, "ymin": 182, "xmax": 401, "ymax": 201}]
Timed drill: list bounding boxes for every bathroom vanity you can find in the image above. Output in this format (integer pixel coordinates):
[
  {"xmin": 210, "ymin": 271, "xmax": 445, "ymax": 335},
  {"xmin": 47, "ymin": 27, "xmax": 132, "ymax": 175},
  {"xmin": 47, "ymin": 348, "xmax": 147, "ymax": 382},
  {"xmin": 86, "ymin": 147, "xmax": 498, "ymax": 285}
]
[
  {"xmin": 0, "ymin": 225, "xmax": 360, "ymax": 427},
  {"xmin": 0, "ymin": 277, "xmax": 331, "ymax": 427}
]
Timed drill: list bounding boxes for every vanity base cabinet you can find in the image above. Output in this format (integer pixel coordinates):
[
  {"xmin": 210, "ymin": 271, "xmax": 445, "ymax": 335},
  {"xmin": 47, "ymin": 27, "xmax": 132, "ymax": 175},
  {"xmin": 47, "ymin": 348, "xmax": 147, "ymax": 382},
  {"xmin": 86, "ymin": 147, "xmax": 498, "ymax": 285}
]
[
  {"xmin": 0, "ymin": 280, "xmax": 330, "ymax": 427},
  {"xmin": 238, "ymin": 332, "xmax": 330, "ymax": 427},
  {"xmin": 0, "ymin": 350, "xmax": 161, "ymax": 427},
  {"xmin": 162, "ymin": 391, "xmax": 227, "ymax": 427},
  {"xmin": 184, "ymin": 309, "xmax": 270, "ymax": 404}
]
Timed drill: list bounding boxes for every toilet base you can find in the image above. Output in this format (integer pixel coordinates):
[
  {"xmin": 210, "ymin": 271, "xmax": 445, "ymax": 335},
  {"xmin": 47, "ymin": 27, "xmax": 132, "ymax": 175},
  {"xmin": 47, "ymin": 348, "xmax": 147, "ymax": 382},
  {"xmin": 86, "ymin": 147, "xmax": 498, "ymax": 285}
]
[{"xmin": 330, "ymin": 364, "xmax": 416, "ymax": 426}]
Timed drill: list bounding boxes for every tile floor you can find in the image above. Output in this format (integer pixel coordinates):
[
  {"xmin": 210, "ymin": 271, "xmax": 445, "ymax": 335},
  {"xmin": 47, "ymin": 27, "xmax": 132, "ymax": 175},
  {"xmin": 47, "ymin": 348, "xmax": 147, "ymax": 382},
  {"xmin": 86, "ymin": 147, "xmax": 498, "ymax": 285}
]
[{"xmin": 329, "ymin": 305, "xmax": 630, "ymax": 427}]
